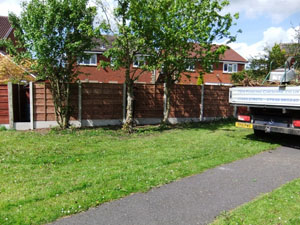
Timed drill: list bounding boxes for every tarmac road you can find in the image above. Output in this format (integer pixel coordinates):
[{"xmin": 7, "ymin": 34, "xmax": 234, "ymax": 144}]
[{"xmin": 52, "ymin": 146, "xmax": 300, "ymax": 225}]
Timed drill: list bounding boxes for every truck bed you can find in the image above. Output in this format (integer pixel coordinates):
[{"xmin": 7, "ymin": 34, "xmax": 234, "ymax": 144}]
[{"xmin": 229, "ymin": 86, "xmax": 300, "ymax": 108}]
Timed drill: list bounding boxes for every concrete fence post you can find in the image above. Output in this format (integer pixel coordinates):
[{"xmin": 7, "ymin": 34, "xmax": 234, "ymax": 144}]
[
  {"xmin": 122, "ymin": 83, "xmax": 127, "ymax": 123},
  {"xmin": 29, "ymin": 82, "xmax": 34, "ymax": 130},
  {"xmin": 78, "ymin": 82, "xmax": 82, "ymax": 127},
  {"xmin": 200, "ymin": 84, "xmax": 205, "ymax": 121},
  {"xmin": 7, "ymin": 82, "xmax": 14, "ymax": 129}
]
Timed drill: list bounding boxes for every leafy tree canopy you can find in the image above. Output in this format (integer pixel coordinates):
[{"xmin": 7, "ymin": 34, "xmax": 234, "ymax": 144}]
[
  {"xmin": 249, "ymin": 43, "xmax": 287, "ymax": 79},
  {"xmin": 1, "ymin": 0, "xmax": 107, "ymax": 128},
  {"xmin": 130, "ymin": 0, "xmax": 240, "ymax": 122}
]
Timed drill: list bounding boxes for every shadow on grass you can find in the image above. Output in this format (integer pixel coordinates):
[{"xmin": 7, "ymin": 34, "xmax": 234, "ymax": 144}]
[
  {"xmin": 133, "ymin": 118, "xmax": 236, "ymax": 134},
  {"xmin": 48, "ymin": 118, "xmax": 236, "ymax": 136},
  {"xmin": 245, "ymin": 132, "xmax": 300, "ymax": 150}
]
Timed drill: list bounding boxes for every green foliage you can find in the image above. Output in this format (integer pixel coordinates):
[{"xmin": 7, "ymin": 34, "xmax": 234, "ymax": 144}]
[
  {"xmin": 231, "ymin": 70, "xmax": 264, "ymax": 86},
  {"xmin": 0, "ymin": 126, "xmax": 7, "ymax": 131},
  {"xmin": 269, "ymin": 44, "xmax": 286, "ymax": 69},
  {"xmin": 128, "ymin": 0, "xmax": 239, "ymax": 122},
  {"xmin": 3, "ymin": 0, "xmax": 105, "ymax": 128},
  {"xmin": 249, "ymin": 43, "xmax": 287, "ymax": 79},
  {"xmin": 231, "ymin": 70, "xmax": 247, "ymax": 84},
  {"xmin": 134, "ymin": 0, "xmax": 238, "ymax": 83},
  {"xmin": 98, "ymin": 0, "xmax": 155, "ymax": 130},
  {"xmin": 0, "ymin": 122, "xmax": 277, "ymax": 224},
  {"xmin": 97, "ymin": 0, "xmax": 239, "ymax": 125},
  {"xmin": 197, "ymin": 74, "xmax": 204, "ymax": 85}
]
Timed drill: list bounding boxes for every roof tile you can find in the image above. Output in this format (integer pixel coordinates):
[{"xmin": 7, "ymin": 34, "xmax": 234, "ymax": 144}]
[
  {"xmin": 0, "ymin": 16, "xmax": 12, "ymax": 39},
  {"xmin": 220, "ymin": 47, "xmax": 247, "ymax": 63}
]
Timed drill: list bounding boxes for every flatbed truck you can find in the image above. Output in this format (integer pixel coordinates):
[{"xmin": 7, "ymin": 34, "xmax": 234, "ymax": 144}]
[{"xmin": 229, "ymin": 57, "xmax": 300, "ymax": 136}]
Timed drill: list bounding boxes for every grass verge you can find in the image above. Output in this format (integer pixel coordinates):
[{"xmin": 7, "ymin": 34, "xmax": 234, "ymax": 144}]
[
  {"xmin": 211, "ymin": 178, "xmax": 300, "ymax": 225},
  {"xmin": 0, "ymin": 121, "xmax": 277, "ymax": 224}
]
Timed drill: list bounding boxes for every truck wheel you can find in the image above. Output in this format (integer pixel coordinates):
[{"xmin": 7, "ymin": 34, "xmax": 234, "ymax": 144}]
[{"xmin": 254, "ymin": 129, "xmax": 265, "ymax": 137}]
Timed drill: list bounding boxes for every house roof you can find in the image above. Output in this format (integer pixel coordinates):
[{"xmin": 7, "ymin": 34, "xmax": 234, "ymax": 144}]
[
  {"xmin": 90, "ymin": 35, "xmax": 117, "ymax": 52},
  {"xmin": 0, "ymin": 16, "xmax": 13, "ymax": 39},
  {"xmin": 91, "ymin": 36, "xmax": 247, "ymax": 63},
  {"xmin": 220, "ymin": 47, "xmax": 248, "ymax": 63},
  {"xmin": 0, "ymin": 50, "xmax": 6, "ymax": 56},
  {"xmin": 190, "ymin": 44, "xmax": 247, "ymax": 63}
]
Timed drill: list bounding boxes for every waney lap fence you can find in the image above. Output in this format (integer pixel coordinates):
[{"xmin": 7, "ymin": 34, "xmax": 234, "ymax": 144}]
[{"xmin": 1, "ymin": 82, "xmax": 234, "ymax": 129}]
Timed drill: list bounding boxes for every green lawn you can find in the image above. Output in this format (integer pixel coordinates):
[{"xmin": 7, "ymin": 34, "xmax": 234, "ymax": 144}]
[
  {"xmin": 0, "ymin": 121, "xmax": 277, "ymax": 225},
  {"xmin": 211, "ymin": 178, "xmax": 300, "ymax": 225}
]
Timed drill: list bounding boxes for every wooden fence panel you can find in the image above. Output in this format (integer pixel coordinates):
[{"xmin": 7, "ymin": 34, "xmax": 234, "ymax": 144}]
[
  {"xmin": 31, "ymin": 83, "xmax": 233, "ymax": 124},
  {"xmin": 170, "ymin": 85, "xmax": 202, "ymax": 118},
  {"xmin": 203, "ymin": 85, "xmax": 233, "ymax": 118},
  {"xmin": 81, "ymin": 83, "xmax": 123, "ymax": 120},
  {"xmin": 134, "ymin": 84, "xmax": 164, "ymax": 118},
  {"xmin": 0, "ymin": 85, "xmax": 9, "ymax": 124},
  {"xmin": 33, "ymin": 83, "xmax": 79, "ymax": 121}
]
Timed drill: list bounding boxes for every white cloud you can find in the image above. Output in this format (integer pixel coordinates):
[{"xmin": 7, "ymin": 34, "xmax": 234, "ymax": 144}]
[
  {"xmin": 224, "ymin": 0, "xmax": 300, "ymax": 23},
  {"xmin": 228, "ymin": 26, "xmax": 299, "ymax": 60},
  {"xmin": 0, "ymin": 0, "xmax": 21, "ymax": 16}
]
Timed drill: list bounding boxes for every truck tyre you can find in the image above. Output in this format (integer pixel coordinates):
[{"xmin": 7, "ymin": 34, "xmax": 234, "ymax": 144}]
[{"xmin": 254, "ymin": 129, "xmax": 265, "ymax": 137}]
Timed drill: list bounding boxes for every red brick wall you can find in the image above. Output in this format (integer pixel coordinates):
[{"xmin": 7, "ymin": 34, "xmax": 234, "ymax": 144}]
[
  {"xmin": 170, "ymin": 85, "xmax": 202, "ymax": 118},
  {"xmin": 82, "ymin": 83, "xmax": 123, "ymax": 120},
  {"xmin": 78, "ymin": 55, "xmax": 153, "ymax": 84},
  {"xmin": 134, "ymin": 84, "xmax": 164, "ymax": 118},
  {"xmin": 77, "ymin": 53, "xmax": 245, "ymax": 86},
  {"xmin": 179, "ymin": 62, "xmax": 245, "ymax": 85},
  {"xmin": 0, "ymin": 85, "xmax": 9, "ymax": 124}
]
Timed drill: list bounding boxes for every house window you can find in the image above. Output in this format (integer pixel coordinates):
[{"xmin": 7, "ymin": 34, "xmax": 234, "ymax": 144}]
[
  {"xmin": 110, "ymin": 57, "xmax": 116, "ymax": 67},
  {"xmin": 223, "ymin": 63, "xmax": 237, "ymax": 73},
  {"xmin": 133, "ymin": 56, "xmax": 145, "ymax": 68},
  {"xmin": 186, "ymin": 60, "xmax": 195, "ymax": 72},
  {"xmin": 186, "ymin": 64, "xmax": 195, "ymax": 72},
  {"xmin": 77, "ymin": 54, "xmax": 97, "ymax": 66}
]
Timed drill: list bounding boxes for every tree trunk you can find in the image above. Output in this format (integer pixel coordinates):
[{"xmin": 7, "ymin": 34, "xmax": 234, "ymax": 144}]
[
  {"xmin": 50, "ymin": 81, "xmax": 71, "ymax": 129},
  {"xmin": 162, "ymin": 77, "xmax": 173, "ymax": 124},
  {"xmin": 123, "ymin": 68, "xmax": 134, "ymax": 132}
]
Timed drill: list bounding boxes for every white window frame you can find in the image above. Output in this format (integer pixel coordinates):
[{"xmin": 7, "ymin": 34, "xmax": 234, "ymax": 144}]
[
  {"xmin": 77, "ymin": 54, "xmax": 97, "ymax": 66},
  {"xmin": 186, "ymin": 64, "xmax": 195, "ymax": 72},
  {"xmin": 185, "ymin": 60, "xmax": 195, "ymax": 72},
  {"xmin": 209, "ymin": 64, "xmax": 214, "ymax": 73},
  {"xmin": 110, "ymin": 57, "xmax": 116, "ymax": 67},
  {"xmin": 133, "ymin": 56, "xmax": 145, "ymax": 68},
  {"xmin": 223, "ymin": 62, "xmax": 238, "ymax": 73}
]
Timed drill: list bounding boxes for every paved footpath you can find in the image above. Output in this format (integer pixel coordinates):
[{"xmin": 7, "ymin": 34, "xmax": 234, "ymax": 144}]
[{"xmin": 52, "ymin": 146, "xmax": 300, "ymax": 225}]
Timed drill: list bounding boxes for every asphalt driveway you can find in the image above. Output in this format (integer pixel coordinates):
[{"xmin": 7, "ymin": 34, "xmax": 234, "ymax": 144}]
[{"xmin": 52, "ymin": 146, "xmax": 300, "ymax": 225}]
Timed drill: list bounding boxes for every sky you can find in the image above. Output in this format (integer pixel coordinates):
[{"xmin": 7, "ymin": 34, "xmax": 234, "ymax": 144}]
[{"xmin": 0, "ymin": 0, "xmax": 300, "ymax": 60}]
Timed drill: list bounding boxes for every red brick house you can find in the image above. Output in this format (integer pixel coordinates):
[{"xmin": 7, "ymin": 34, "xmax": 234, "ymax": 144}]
[
  {"xmin": 180, "ymin": 48, "xmax": 248, "ymax": 85},
  {"xmin": 77, "ymin": 36, "xmax": 248, "ymax": 85},
  {"xmin": 78, "ymin": 36, "xmax": 154, "ymax": 84}
]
